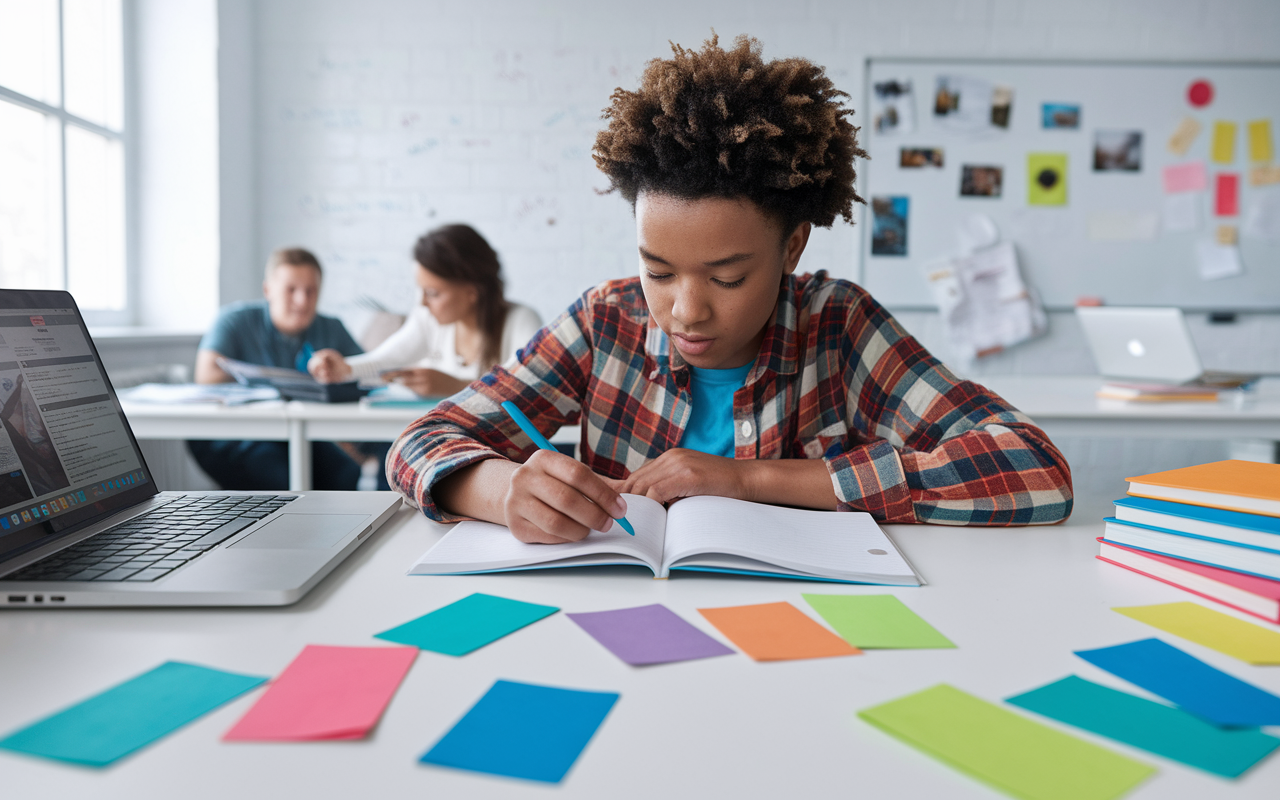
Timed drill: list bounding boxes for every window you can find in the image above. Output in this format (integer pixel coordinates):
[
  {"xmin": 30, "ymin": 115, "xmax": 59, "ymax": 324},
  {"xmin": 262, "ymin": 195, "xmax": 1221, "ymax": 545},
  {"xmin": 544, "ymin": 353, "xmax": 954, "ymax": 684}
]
[{"xmin": 0, "ymin": 0, "xmax": 127, "ymax": 320}]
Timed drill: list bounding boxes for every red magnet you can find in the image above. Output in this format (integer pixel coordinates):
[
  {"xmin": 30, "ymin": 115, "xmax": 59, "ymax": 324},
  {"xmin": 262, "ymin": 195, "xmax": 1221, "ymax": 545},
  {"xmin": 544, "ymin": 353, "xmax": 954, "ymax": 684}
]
[{"xmin": 1188, "ymin": 80, "xmax": 1213, "ymax": 108}]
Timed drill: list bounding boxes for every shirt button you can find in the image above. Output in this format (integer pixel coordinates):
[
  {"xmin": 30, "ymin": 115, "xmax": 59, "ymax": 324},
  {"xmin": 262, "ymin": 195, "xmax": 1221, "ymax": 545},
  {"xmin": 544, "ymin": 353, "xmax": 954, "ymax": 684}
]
[{"xmin": 740, "ymin": 420, "xmax": 753, "ymax": 438}]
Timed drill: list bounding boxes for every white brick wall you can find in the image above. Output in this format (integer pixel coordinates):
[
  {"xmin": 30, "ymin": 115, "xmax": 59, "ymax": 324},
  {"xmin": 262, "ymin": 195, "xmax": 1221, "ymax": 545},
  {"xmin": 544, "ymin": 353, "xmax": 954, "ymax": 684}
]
[{"xmin": 229, "ymin": 0, "xmax": 1280, "ymax": 493}]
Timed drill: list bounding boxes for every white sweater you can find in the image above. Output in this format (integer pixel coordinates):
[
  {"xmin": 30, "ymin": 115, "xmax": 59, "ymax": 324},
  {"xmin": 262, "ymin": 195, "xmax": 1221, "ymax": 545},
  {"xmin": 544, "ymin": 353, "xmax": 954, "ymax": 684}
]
[{"xmin": 345, "ymin": 303, "xmax": 542, "ymax": 382}]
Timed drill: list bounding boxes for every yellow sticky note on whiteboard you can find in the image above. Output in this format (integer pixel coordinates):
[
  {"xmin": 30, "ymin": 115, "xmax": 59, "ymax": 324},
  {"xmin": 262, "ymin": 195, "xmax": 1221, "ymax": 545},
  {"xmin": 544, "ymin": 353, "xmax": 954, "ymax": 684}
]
[
  {"xmin": 1211, "ymin": 121, "xmax": 1237, "ymax": 164},
  {"xmin": 1248, "ymin": 119, "xmax": 1274, "ymax": 163}
]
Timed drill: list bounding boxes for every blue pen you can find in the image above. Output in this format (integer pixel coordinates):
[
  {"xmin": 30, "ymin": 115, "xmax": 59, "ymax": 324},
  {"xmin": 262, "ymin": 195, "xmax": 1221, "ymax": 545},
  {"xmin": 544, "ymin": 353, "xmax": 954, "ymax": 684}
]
[{"xmin": 500, "ymin": 401, "xmax": 635, "ymax": 536}]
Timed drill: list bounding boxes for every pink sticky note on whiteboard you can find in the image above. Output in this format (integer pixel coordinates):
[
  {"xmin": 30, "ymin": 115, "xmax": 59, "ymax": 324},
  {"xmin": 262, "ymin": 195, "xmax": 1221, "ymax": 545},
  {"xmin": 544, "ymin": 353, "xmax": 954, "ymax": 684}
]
[
  {"xmin": 223, "ymin": 645, "xmax": 417, "ymax": 741},
  {"xmin": 1215, "ymin": 173, "xmax": 1240, "ymax": 217},
  {"xmin": 1162, "ymin": 162, "xmax": 1207, "ymax": 193}
]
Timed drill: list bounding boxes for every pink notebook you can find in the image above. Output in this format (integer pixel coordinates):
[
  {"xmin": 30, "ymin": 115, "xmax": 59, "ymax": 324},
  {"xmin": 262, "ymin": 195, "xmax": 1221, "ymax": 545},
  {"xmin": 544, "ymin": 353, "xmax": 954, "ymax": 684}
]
[{"xmin": 1097, "ymin": 538, "xmax": 1280, "ymax": 624}]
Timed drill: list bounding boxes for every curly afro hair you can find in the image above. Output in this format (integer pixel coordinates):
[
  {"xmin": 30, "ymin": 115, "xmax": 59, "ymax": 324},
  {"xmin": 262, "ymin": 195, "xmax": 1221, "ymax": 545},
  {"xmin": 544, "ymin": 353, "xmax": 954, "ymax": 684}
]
[{"xmin": 593, "ymin": 34, "xmax": 867, "ymax": 234}]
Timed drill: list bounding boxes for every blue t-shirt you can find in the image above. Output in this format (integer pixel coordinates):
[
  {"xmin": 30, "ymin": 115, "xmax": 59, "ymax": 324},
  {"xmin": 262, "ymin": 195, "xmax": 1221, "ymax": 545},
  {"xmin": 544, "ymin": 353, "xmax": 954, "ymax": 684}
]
[
  {"xmin": 677, "ymin": 363, "xmax": 753, "ymax": 458},
  {"xmin": 199, "ymin": 300, "xmax": 363, "ymax": 371}
]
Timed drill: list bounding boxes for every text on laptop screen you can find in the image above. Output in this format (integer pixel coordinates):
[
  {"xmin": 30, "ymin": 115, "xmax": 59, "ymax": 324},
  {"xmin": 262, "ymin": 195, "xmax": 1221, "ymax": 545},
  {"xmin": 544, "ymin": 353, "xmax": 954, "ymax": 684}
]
[{"xmin": 0, "ymin": 306, "xmax": 149, "ymax": 558}]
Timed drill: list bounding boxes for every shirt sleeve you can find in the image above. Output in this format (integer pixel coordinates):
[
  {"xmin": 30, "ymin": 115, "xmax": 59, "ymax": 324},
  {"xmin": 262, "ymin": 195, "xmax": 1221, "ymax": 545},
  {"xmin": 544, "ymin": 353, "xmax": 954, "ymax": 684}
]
[
  {"xmin": 345, "ymin": 308, "xmax": 437, "ymax": 380},
  {"xmin": 198, "ymin": 305, "xmax": 249, "ymax": 360},
  {"xmin": 385, "ymin": 296, "xmax": 593, "ymax": 521},
  {"xmin": 822, "ymin": 295, "xmax": 1074, "ymax": 526}
]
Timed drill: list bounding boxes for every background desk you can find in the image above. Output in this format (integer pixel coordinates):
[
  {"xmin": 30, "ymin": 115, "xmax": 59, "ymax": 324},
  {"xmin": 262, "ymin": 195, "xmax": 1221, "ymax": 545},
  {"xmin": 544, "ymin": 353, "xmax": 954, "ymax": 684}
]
[{"xmin": 2, "ymin": 493, "xmax": 1278, "ymax": 799}]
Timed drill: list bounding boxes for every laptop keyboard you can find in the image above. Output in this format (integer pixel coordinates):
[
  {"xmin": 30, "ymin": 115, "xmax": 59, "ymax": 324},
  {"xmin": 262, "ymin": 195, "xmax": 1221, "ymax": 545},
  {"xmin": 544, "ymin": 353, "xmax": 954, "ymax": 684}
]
[{"xmin": 2, "ymin": 495, "xmax": 297, "ymax": 583}]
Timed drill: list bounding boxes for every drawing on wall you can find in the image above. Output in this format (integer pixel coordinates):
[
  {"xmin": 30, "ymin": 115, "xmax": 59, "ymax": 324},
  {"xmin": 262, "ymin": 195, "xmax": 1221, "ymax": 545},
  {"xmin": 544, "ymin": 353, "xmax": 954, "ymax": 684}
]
[
  {"xmin": 900, "ymin": 147, "xmax": 944, "ymax": 168},
  {"xmin": 1094, "ymin": 131, "xmax": 1143, "ymax": 172},
  {"xmin": 959, "ymin": 166, "xmax": 1003, "ymax": 197},
  {"xmin": 1041, "ymin": 103, "xmax": 1080, "ymax": 129},
  {"xmin": 872, "ymin": 79, "xmax": 916, "ymax": 135},
  {"xmin": 871, "ymin": 196, "xmax": 910, "ymax": 256},
  {"xmin": 1027, "ymin": 153, "xmax": 1068, "ymax": 206}
]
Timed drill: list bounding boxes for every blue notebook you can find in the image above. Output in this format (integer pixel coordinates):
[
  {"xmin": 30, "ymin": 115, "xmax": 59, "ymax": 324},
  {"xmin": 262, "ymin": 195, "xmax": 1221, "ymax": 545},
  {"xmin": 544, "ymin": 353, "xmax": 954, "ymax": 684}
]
[
  {"xmin": 1114, "ymin": 496, "xmax": 1280, "ymax": 543},
  {"xmin": 1103, "ymin": 518, "xmax": 1280, "ymax": 582}
]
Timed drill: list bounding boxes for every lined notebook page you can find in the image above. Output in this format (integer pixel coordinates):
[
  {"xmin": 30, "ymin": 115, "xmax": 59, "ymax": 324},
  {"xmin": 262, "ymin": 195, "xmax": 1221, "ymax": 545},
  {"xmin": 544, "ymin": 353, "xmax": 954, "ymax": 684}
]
[
  {"xmin": 662, "ymin": 497, "xmax": 919, "ymax": 584},
  {"xmin": 409, "ymin": 494, "xmax": 668, "ymax": 574}
]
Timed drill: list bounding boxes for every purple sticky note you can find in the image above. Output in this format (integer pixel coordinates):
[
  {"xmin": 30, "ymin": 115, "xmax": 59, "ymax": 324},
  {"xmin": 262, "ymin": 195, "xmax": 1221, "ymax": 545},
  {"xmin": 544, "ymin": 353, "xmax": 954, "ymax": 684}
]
[{"xmin": 566, "ymin": 604, "xmax": 735, "ymax": 665}]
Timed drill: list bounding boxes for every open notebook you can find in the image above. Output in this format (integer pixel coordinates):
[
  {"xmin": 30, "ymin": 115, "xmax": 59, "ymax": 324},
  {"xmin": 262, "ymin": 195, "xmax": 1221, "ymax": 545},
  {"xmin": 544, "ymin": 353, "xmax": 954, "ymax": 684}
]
[{"xmin": 410, "ymin": 495, "xmax": 922, "ymax": 585}]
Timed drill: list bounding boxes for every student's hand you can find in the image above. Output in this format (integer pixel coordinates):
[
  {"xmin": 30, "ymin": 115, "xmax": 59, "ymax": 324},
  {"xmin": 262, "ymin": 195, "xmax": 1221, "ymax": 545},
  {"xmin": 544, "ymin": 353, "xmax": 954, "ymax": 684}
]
[
  {"xmin": 618, "ymin": 448, "xmax": 744, "ymax": 505},
  {"xmin": 381, "ymin": 368, "xmax": 465, "ymax": 398},
  {"xmin": 307, "ymin": 349, "xmax": 352, "ymax": 383},
  {"xmin": 505, "ymin": 450, "xmax": 629, "ymax": 544}
]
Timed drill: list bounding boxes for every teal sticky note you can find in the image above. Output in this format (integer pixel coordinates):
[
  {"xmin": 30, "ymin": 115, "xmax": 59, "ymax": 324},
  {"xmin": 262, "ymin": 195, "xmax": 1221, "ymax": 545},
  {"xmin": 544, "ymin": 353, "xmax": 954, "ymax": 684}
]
[
  {"xmin": 421, "ymin": 680, "xmax": 618, "ymax": 783},
  {"xmin": 1007, "ymin": 675, "xmax": 1280, "ymax": 778},
  {"xmin": 374, "ymin": 593, "xmax": 559, "ymax": 656},
  {"xmin": 0, "ymin": 661, "xmax": 267, "ymax": 767}
]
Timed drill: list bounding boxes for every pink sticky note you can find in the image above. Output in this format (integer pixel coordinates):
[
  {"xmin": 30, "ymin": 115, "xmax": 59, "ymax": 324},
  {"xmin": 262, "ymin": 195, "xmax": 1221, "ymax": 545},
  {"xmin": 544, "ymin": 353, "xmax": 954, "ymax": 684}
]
[
  {"xmin": 1215, "ymin": 173, "xmax": 1240, "ymax": 217},
  {"xmin": 223, "ymin": 645, "xmax": 417, "ymax": 741},
  {"xmin": 1162, "ymin": 162, "xmax": 1207, "ymax": 193}
]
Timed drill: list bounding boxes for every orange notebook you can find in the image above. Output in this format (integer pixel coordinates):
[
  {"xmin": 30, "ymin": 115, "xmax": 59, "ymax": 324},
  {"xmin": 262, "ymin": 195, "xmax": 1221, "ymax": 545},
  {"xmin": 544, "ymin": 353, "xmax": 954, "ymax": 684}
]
[{"xmin": 1127, "ymin": 460, "xmax": 1280, "ymax": 518}]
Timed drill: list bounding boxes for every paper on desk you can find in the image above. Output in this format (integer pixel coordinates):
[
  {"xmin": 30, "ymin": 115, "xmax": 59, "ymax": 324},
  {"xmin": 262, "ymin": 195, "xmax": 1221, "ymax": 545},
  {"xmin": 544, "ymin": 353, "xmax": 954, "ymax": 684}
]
[
  {"xmin": 1161, "ymin": 193, "xmax": 1200, "ymax": 233},
  {"xmin": 1248, "ymin": 119, "xmax": 1274, "ymax": 163},
  {"xmin": 0, "ymin": 662, "xmax": 267, "ymax": 767},
  {"xmin": 697, "ymin": 601, "xmax": 860, "ymax": 661},
  {"xmin": 374, "ymin": 593, "xmax": 558, "ymax": 656},
  {"xmin": 1212, "ymin": 121, "xmax": 1237, "ymax": 164},
  {"xmin": 858, "ymin": 684, "xmax": 1154, "ymax": 800},
  {"xmin": 420, "ymin": 680, "xmax": 618, "ymax": 783},
  {"xmin": 1007, "ymin": 675, "xmax": 1280, "ymax": 778},
  {"xmin": 223, "ymin": 645, "xmax": 417, "ymax": 741},
  {"xmin": 566, "ymin": 604, "xmax": 734, "ymax": 665},
  {"xmin": 1113, "ymin": 602, "xmax": 1280, "ymax": 664},
  {"xmin": 1162, "ymin": 162, "xmax": 1207, "ymax": 194},
  {"xmin": 123, "ymin": 383, "xmax": 280, "ymax": 405},
  {"xmin": 1088, "ymin": 211, "xmax": 1159, "ymax": 241},
  {"xmin": 1195, "ymin": 239, "xmax": 1244, "ymax": 281},
  {"xmin": 1075, "ymin": 638, "xmax": 1280, "ymax": 727},
  {"xmin": 803, "ymin": 594, "xmax": 954, "ymax": 649}
]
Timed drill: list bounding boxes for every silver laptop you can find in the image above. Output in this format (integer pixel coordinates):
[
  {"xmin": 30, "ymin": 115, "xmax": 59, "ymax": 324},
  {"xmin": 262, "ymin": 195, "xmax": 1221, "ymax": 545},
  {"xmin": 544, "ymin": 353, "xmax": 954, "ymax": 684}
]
[
  {"xmin": 1076, "ymin": 306, "xmax": 1259, "ymax": 387},
  {"xmin": 0, "ymin": 289, "xmax": 402, "ymax": 607}
]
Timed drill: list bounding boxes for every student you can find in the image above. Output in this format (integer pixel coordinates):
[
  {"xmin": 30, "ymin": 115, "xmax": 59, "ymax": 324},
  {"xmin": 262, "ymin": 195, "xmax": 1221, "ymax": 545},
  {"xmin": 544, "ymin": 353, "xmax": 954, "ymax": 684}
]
[
  {"xmin": 189, "ymin": 247, "xmax": 371, "ymax": 490},
  {"xmin": 386, "ymin": 36, "xmax": 1073, "ymax": 543},
  {"xmin": 307, "ymin": 224, "xmax": 542, "ymax": 398}
]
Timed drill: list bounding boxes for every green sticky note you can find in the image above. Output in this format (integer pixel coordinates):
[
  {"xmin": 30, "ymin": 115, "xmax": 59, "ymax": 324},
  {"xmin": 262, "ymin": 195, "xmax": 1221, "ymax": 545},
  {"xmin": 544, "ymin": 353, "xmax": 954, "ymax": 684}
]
[
  {"xmin": 1008, "ymin": 675, "xmax": 1280, "ymax": 778},
  {"xmin": 1114, "ymin": 602, "xmax": 1280, "ymax": 665},
  {"xmin": 374, "ymin": 593, "xmax": 558, "ymax": 656},
  {"xmin": 1028, "ymin": 153, "xmax": 1068, "ymax": 205},
  {"xmin": 859, "ymin": 684, "xmax": 1154, "ymax": 800},
  {"xmin": 803, "ymin": 594, "xmax": 954, "ymax": 648},
  {"xmin": 0, "ymin": 661, "xmax": 267, "ymax": 767}
]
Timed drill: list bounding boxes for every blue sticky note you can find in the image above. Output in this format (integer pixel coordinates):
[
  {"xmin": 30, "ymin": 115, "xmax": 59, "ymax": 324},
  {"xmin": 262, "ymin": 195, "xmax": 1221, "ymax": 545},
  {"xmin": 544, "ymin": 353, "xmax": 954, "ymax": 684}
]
[
  {"xmin": 1075, "ymin": 639, "xmax": 1280, "ymax": 727},
  {"xmin": 374, "ymin": 593, "xmax": 558, "ymax": 656},
  {"xmin": 421, "ymin": 680, "xmax": 618, "ymax": 783},
  {"xmin": 1008, "ymin": 675, "xmax": 1280, "ymax": 778},
  {"xmin": 0, "ymin": 661, "xmax": 267, "ymax": 767}
]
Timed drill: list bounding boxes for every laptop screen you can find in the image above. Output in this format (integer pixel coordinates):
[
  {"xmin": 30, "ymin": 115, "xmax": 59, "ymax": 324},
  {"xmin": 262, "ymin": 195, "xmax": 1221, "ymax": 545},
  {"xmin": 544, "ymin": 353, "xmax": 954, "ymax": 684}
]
[{"xmin": 0, "ymin": 289, "xmax": 156, "ymax": 567}]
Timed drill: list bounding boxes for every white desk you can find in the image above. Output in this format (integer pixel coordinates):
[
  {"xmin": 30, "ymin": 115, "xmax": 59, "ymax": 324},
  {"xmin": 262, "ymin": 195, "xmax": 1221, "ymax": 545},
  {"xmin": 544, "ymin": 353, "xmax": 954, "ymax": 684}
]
[
  {"xmin": 3, "ymin": 494, "xmax": 1277, "ymax": 799},
  {"xmin": 121, "ymin": 377, "xmax": 1280, "ymax": 491}
]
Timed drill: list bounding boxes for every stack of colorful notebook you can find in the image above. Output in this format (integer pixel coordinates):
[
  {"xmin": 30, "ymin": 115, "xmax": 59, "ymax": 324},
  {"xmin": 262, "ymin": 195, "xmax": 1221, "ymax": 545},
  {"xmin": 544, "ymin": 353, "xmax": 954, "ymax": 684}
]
[{"xmin": 1098, "ymin": 460, "xmax": 1280, "ymax": 624}]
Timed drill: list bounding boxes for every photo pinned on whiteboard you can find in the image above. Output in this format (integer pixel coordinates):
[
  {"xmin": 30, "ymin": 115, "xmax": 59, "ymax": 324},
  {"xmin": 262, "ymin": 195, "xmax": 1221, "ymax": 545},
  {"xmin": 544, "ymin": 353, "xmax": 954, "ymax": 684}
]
[
  {"xmin": 870, "ymin": 196, "xmax": 909, "ymax": 257},
  {"xmin": 872, "ymin": 79, "xmax": 916, "ymax": 135},
  {"xmin": 900, "ymin": 147, "xmax": 944, "ymax": 168},
  {"xmin": 1094, "ymin": 131, "xmax": 1143, "ymax": 172},
  {"xmin": 1041, "ymin": 103, "xmax": 1080, "ymax": 129},
  {"xmin": 933, "ymin": 75, "xmax": 1004, "ymax": 132},
  {"xmin": 959, "ymin": 165, "xmax": 1003, "ymax": 198},
  {"xmin": 1027, "ymin": 153, "xmax": 1068, "ymax": 206}
]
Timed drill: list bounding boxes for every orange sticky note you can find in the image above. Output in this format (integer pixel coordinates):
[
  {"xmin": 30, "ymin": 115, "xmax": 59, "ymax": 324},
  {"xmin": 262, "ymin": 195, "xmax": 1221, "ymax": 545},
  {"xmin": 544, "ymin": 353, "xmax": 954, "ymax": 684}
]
[{"xmin": 697, "ymin": 601, "xmax": 861, "ymax": 661}]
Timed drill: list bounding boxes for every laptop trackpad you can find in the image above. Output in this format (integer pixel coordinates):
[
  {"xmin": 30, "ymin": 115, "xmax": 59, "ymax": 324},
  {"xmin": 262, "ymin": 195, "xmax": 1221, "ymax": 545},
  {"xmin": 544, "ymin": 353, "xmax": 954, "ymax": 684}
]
[{"xmin": 230, "ymin": 514, "xmax": 367, "ymax": 550}]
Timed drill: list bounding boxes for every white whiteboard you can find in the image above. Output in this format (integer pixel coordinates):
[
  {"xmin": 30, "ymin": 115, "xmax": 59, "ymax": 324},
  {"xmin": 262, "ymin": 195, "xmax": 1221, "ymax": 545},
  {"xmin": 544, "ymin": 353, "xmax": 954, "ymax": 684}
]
[{"xmin": 859, "ymin": 59, "xmax": 1280, "ymax": 310}]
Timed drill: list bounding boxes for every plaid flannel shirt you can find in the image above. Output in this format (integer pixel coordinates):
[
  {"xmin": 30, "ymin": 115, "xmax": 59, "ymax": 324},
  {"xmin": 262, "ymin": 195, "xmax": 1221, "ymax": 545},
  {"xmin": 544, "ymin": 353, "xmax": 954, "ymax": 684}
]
[{"xmin": 387, "ymin": 272, "xmax": 1073, "ymax": 526}]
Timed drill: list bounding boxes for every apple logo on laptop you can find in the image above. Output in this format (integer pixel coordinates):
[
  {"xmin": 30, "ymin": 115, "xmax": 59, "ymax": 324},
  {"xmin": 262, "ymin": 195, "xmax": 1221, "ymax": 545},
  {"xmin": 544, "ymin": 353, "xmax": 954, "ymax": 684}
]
[{"xmin": 1127, "ymin": 339, "xmax": 1146, "ymax": 357}]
